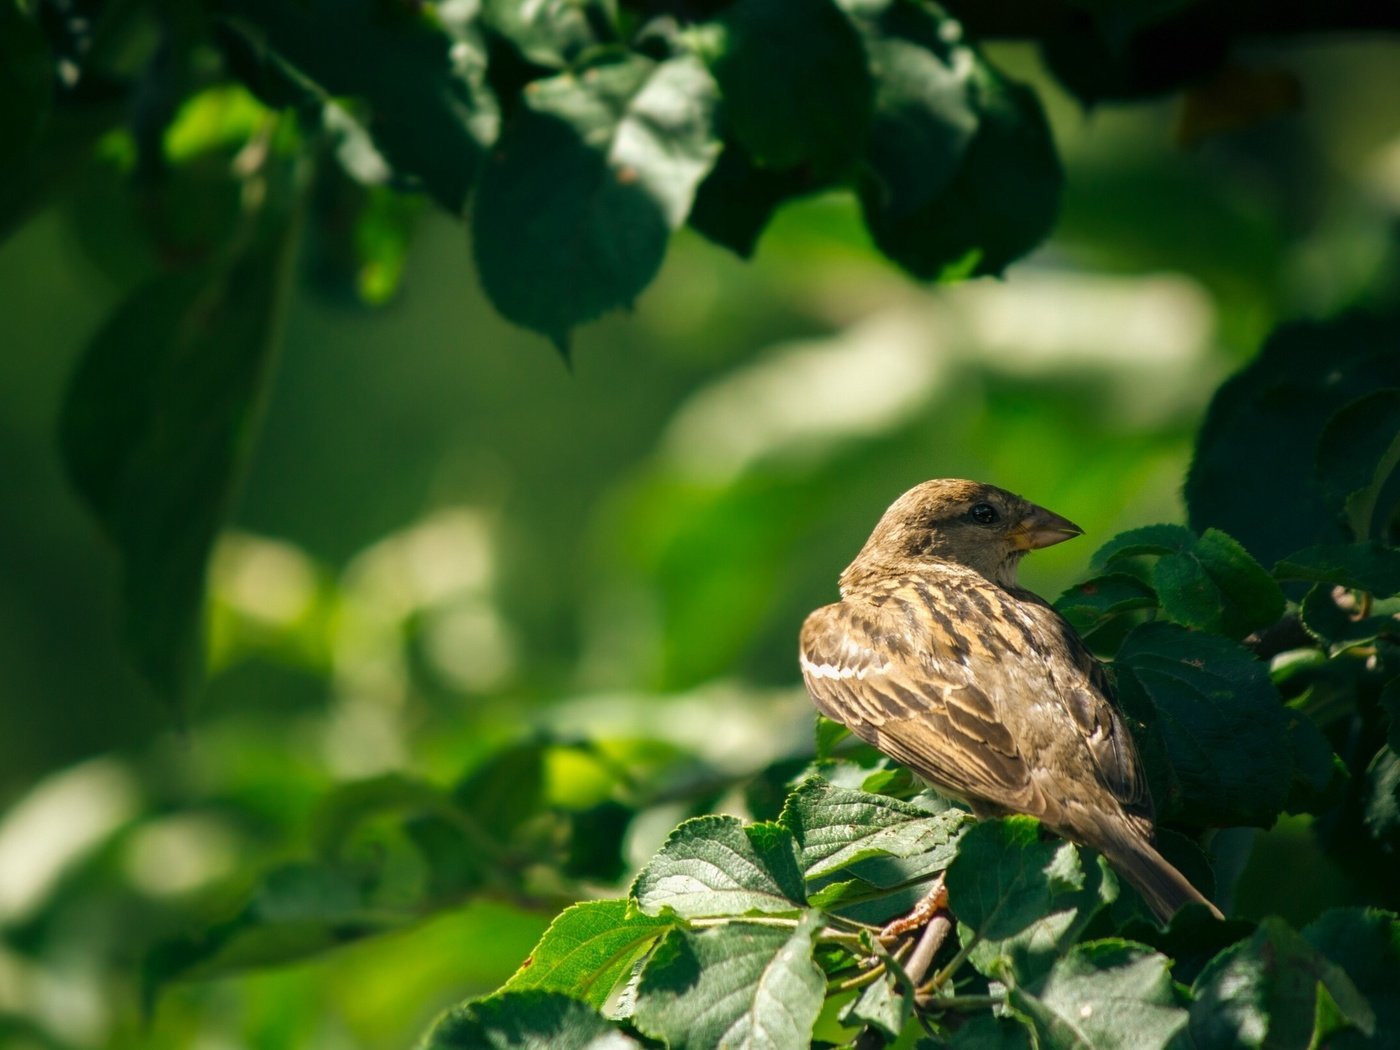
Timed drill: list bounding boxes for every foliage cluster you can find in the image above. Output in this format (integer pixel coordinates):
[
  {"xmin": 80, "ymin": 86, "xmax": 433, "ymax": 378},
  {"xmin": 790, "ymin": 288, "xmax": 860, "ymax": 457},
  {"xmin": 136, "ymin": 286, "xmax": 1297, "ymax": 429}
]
[{"xmin": 5, "ymin": 0, "xmax": 1400, "ymax": 1047}]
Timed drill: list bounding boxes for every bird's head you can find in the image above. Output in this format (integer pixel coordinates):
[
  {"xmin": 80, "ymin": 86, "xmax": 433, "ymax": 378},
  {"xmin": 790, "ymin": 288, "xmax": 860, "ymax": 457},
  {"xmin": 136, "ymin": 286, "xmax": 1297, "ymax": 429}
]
[{"xmin": 839, "ymin": 479, "xmax": 1083, "ymax": 591}]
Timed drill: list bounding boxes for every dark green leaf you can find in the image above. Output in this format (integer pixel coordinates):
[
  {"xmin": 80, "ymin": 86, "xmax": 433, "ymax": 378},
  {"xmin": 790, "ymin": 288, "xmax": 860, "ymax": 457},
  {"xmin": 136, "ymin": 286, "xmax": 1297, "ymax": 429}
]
[
  {"xmin": 1316, "ymin": 389, "xmax": 1400, "ymax": 542},
  {"xmin": 940, "ymin": 1014, "xmax": 1034, "ymax": 1048},
  {"xmin": 1186, "ymin": 312, "xmax": 1400, "ymax": 566},
  {"xmin": 1365, "ymin": 747, "xmax": 1400, "ymax": 846},
  {"xmin": 1275, "ymin": 543, "xmax": 1400, "ymax": 597},
  {"xmin": 453, "ymin": 741, "xmax": 547, "ymax": 842},
  {"xmin": 1283, "ymin": 707, "xmax": 1345, "ymax": 815},
  {"xmin": 1151, "ymin": 549, "xmax": 1224, "ymax": 631},
  {"xmin": 1193, "ymin": 528, "xmax": 1286, "ymax": 637},
  {"xmin": 1090, "ymin": 524, "xmax": 1195, "ymax": 570},
  {"xmin": 1054, "ymin": 572, "xmax": 1158, "ymax": 633},
  {"xmin": 632, "ymin": 913, "xmax": 825, "ymax": 1049},
  {"xmin": 780, "ymin": 777, "xmax": 968, "ymax": 882},
  {"xmin": 1113, "ymin": 622, "xmax": 1292, "ymax": 826},
  {"xmin": 59, "ymin": 214, "xmax": 298, "ymax": 710},
  {"xmin": 310, "ymin": 773, "xmax": 454, "ymax": 857},
  {"xmin": 863, "ymin": 60, "xmax": 1060, "ymax": 279},
  {"xmin": 424, "ymin": 989, "xmax": 638, "ymax": 1049},
  {"xmin": 218, "ymin": 0, "xmax": 497, "ymax": 210},
  {"xmin": 473, "ymin": 53, "xmax": 720, "ymax": 344},
  {"xmin": 1190, "ymin": 917, "xmax": 1375, "ymax": 1050},
  {"xmin": 945, "ymin": 817, "xmax": 1082, "ymax": 943},
  {"xmin": 502, "ymin": 900, "xmax": 675, "ymax": 1008},
  {"xmin": 686, "ymin": 141, "xmax": 805, "ymax": 257},
  {"xmin": 482, "ymin": 0, "xmax": 616, "ymax": 69},
  {"xmin": 704, "ymin": 0, "xmax": 872, "ymax": 177},
  {"xmin": 1008, "ymin": 940, "xmax": 1188, "ymax": 1050},
  {"xmin": 1302, "ymin": 908, "xmax": 1400, "ymax": 1050},
  {"xmin": 1299, "ymin": 583, "xmax": 1398, "ymax": 650},
  {"xmin": 1121, "ymin": 904, "xmax": 1257, "ymax": 987},
  {"xmin": 1384, "ymin": 679, "xmax": 1400, "ymax": 752},
  {"xmin": 968, "ymin": 847, "xmax": 1116, "ymax": 986},
  {"xmin": 840, "ymin": 0, "xmax": 978, "ymax": 218},
  {"xmin": 631, "ymin": 815, "xmax": 806, "ymax": 917}
]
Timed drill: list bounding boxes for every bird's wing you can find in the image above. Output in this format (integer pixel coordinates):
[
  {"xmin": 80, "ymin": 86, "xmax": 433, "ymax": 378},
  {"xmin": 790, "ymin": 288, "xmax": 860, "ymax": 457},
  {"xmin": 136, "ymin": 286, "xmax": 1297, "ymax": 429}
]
[
  {"xmin": 800, "ymin": 578, "xmax": 1152, "ymax": 824},
  {"xmin": 799, "ymin": 589, "xmax": 1037, "ymax": 811}
]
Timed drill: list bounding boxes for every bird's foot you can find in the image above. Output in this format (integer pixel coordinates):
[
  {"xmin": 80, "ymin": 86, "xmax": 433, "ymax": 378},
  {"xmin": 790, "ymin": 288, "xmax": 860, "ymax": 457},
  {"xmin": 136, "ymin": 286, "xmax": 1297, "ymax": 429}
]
[{"xmin": 879, "ymin": 874, "xmax": 948, "ymax": 942}]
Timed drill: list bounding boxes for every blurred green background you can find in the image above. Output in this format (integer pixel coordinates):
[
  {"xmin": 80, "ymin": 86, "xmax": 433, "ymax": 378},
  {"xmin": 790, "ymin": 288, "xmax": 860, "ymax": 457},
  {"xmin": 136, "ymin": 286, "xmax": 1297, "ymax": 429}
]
[{"xmin": 2, "ymin": 35, "xmax": 1399, "ymax": 1050}]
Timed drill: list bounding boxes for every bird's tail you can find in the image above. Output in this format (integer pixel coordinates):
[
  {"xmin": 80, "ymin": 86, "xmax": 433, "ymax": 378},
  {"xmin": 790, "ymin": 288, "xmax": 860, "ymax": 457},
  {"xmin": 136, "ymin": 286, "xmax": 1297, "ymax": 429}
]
[{"xmin": 1094, "ymin": 821, "xmax": 1224, "ymax": 923}]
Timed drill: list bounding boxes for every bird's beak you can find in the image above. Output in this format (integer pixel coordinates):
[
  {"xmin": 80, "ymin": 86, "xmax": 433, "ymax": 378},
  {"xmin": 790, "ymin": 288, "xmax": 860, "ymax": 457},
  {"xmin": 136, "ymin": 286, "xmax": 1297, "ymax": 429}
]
[{"xmin": 1010, "ymin": 504, "xmax": 1084, "ymax": 551}]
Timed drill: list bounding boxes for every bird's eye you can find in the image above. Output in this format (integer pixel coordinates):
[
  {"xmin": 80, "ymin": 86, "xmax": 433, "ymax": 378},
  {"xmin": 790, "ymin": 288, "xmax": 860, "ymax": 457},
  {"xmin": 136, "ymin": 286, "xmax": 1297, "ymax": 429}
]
[{"xmin": 969, "ymin": 503, "xmax": 999, "ymax": 525}]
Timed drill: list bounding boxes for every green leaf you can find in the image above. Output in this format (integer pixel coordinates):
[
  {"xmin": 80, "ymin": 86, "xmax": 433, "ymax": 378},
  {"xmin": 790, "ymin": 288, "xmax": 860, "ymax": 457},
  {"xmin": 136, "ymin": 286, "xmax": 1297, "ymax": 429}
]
[
  {"xmin": 632, "ymin": 912, "xmax": 826, "ymax": 1050},
  {"xmin": 1298, "ymin": 583, "xmax": 1398, "ymax": 650},
  {"xmin": 453, "ymin": 741, "xmax": 548, "ymax": 842},
  {"xmin": 1302, "ymin": 908, "xmax": 1400, "ymax": 1049},
  {"xmin": 473, "ymin": 53, "xmax": 721, "ymax": 344},
  {"xmin": 704, "ymin": 0, "xmax": 872, "ymax": 178},
  {"xmin": 1151, "ymin": 549, "xmax": 1224, "ymax": 631},
  {"xmin": 862, "ymin": 59, "xmax": 1060, "ymax": 279},
  {"xmin": 839, "ymin": 0, "xmax": 978, "ymax": 218},
  {"xmin": 1283, "ymin": 707, "xmax": 1344, "ymax": 815},
  {"xmin": 1190, "ymin": 917, "xmax": 1375, "ymax": 1050},
  {"xmin": 780, "ymin": 777, "xmax": 968, "ymax": 882},
  {"xmin": 1090, "ymin": 524, "xmax": 1195, "ymax": 570},
  {"xmin": 502, "ymin": 900, "xmax": 675, "ymax": 1008},
  {"xmin": 1365, "ymin": 747, "xmax": 1400, "ymax": 846},
  {"xmin": 1007, "ymin": 940, "xmax": 1188, "ymax": 1050},
  {"xmin": 59, "ymin": 213, "xmax": 299, "ymax": 711},
  {"xmin": 686, "ymin": 141, "xmax": 805, "ymax": 257},
  {"xmin": 424, "ymin": 989, "xmax": 638, "ymax": 1049},
  {"xmin": 630, "ymin": 815, "xmax": 806, "ymax": 918},
  {"xmin": 1192, "ymin": 528, "xmax": 1286, "ymax": 637},
  {"xmin": 1275, "ymin": 543, "xmax": 1400, "ymax": 597},
  {"xmin": 1385, "ymin": 679, "xmax": 1400, "ymax": 753},
  {"xmin": 945, "ymin": 817, "xmax": 1083, "ymax": 943},
  {"xmin": 481, "ymin": 0, "xmax": 616, "ymax": 70},
  {"xmin": 1316, "ymin": 389, "xmax": 1400, "ymax": 542},
  {"xmin": 1186, "ymin": 312, "xmax": 1400, "ymax": 567},
  {"xmin": 310, "ymin": 773, "xmax": 455, "ymax": 857},
  {"xmin": 840, "ymin": 960, "xmax": 911, "ymax": 1040},
  {"xmin": 1113, "ymin": 622, "xmax": 1292, "ymax": 826},
  {"xmin": 1054, "ymin": 572, "xmax": 1158, "ymax": 633},
  {"xmin": 968, "ymin": 847, "xmax": 1117, "ymax": 986},
  {"xmin": 939, "ymin": 1013, "xmax": 1034, "ymax": 1048},
  {"xmin": 218, "ymin": 0, "xmax": 498, "ymax": 210}
]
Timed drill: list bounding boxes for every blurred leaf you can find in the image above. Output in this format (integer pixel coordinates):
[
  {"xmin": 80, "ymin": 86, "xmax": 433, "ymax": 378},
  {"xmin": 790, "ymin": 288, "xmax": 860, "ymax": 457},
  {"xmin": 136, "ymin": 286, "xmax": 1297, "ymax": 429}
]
[
  {"xmin": 1316, "ymin": 389, "xmax": 1400, "ymax": 542},
  {"xmin": 632, "ymin": 912, "xmax": 825, "ymax": 1049},
  {"xmin": 945, "ymin": 817, "xmax": 1083, "ymax": 943},
  {"xmin": 1113, "ymin": 622, "xmax": 1292, "ymax": 826},
  {"xmin": 862, "ymin": 60, "xmax": 1060, "ymax": 279},
  {"xmin": 1190, "ymin": 917, "xmax": 1375, "ymax": 1049},
  {"xmin": 473, "ymin": 53, "xmax": 721, "ymax": 345},
  {"xmin": 482, "ymin": 0, "xmax": 616, "ymax": 69},
  {"xmin": 840, "ymin": 0, "xmax": 978, "ymax": 219},
  {"xmin": 501, "ymin": 900, "xmax": 674, "ymax": 1008},
  {"xmin": 1090, "ymin": 524, "xmax": 1194, "ymax": 569},
  {"xmin": 1176, "ymin": 64, "xmax": 1302, "ymax": 147},
  {"xmin": 353, "ymin": 184, "xmax": 421, "ymax": 304},
  {"xmin": 0, "ymin": 0, "xmax": 52, "ymax": 169},
  {"xmin": 311, "ymin": 772, "xmax": 454, "ymax": 857},
  {"xmin": 1054, "ymin": 572, "xmax": 1157, "ymax": 634},
  {"xmin": 1186, "ymin": 313, "xmax": 1400, "ymax": 567},
  {"xmin": 815, "ymin": 716, "xmax": 852, "ymax": 759},
  {"xmin": 1007, "ymin": 940, "xmax": 1188, "ymax": 1050},
  {"xmin": 968, "ymin": 847, "xmax": 1116, "ymax": 986},
  {"xmin": 1385, "ymin": 679, "xmax": 1400, "ymax": 752},
  {"xmin": 59, "ymin": 208, "xmax": 299, "ymax": 711},
  {"xmin": 1283, "ymin": 707, "xmax": 1345, "ymax": 815},
  {"xmin": 424, "ymin": 989, "xmax": 638, "ymax": 1049},
  {"xmin": 631, "ymin": 815, "xmax": 806, "ymax": 918},
  {"xmin": 780, "ymin": 777, "xmax": 967, "ymax": 883},
  {"xmin": 453, "ymin": 740, "xmax": 547, "ymax": 842},
  {"xmin": 703, "ymin": 0, "xmax": 872, "ymax": 178},
  {"xmin": 1302, "ymin": 908, "xmax": 1400, "ymax": 1050},
  {"xmin": 563, "ymin": 799, "xmax": 635, "ymax": 882},
  {"xmin": 938, "ymin": 1014, "xmax": 1034, "ymax": 1048},
  {"xmin": 686, "ymin": 141, "xmax": 806, "ymax": 257},
  {"xmin": 147, "ymin": 860, "xmax": 409, "ymax": 994},
  {"xmin": 1275, "ymin": 543, "xmax": 1400, "ymax": 597},
  {"xmin": 218, "ymin": 0, "xmax": 498, "ymax": 210},
  {"xmin": 1365, "ymin": 747, "xmax": 1400, "ymax": 845}
]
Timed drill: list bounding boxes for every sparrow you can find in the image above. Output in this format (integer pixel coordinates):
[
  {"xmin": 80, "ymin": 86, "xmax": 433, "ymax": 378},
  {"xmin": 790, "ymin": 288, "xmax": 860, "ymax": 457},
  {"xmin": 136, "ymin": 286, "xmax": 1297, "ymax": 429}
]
[{"xmin": 799, "ymin": 479, "xmax": 1221, "ymax": 923}]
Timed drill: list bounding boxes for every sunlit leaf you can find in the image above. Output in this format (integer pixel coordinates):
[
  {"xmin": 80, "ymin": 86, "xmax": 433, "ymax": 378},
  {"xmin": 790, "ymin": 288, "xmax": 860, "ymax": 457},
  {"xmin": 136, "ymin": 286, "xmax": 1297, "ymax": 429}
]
[
  {"xmin": 632, "ymin": 913, "xmax": 825, "ymax": 1050},
  {"xmin": 424, "ymin": 989, "xmax": 638, "ymax": 1049},
  {"xmin": 473, "ymin": 53, "xmax": 721, "ymax": 345},
  {"xmin": 631, "ymin": 815, "xmax": 806, "ymax": 918},
  {"xmin": 502, "ymin": 900, "xmax": 674, "ymax": 1008},
  {"xmin": 1190, "ymin": 917, "xmax": 1375, "ymax": 1049},
  {"xmin": 481, "ymin": 0, "xmax": 616, "ymax": 70},
  {"xmin": 1008, "ymin": 940, "xmax": 1188, "ymax": 1050}
]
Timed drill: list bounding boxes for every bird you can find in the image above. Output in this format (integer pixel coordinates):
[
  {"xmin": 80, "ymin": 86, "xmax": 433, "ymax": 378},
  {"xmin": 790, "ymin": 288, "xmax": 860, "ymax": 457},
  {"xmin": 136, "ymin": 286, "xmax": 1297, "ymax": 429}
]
[{"xmin": 799, "ymin": 478, "xmax": 1222, "ymax": 923}]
